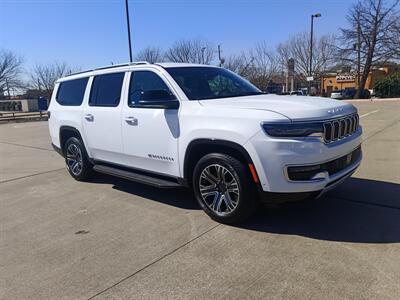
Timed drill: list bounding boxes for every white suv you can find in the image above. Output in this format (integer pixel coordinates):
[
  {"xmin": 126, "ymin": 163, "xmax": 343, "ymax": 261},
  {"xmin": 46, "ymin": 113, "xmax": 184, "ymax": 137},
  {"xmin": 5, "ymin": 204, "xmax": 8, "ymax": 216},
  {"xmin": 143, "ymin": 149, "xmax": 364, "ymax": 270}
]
[{"xmin": 48, "ymin": 62, "xmax": 362, "ymax": 223}]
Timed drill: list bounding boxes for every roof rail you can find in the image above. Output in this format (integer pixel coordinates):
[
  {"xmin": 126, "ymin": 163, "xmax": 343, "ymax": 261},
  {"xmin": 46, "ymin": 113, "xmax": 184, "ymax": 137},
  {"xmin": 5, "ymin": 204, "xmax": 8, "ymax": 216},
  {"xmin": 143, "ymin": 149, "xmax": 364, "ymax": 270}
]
[
  {"xmin": 129, "ymin": 61, "xmax": 151, "ymax": 66},
  {"xmin": 65, "ymin": 61, "xmax": 151, "ymax": 77}
]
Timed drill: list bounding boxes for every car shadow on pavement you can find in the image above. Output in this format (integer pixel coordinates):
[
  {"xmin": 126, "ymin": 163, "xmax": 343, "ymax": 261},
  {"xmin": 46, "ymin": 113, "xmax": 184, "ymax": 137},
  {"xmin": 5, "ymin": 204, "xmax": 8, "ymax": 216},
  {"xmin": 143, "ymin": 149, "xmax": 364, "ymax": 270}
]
[
  {"xmin": 92, "ymin": 174, "xmax": 400, "ymax": 243},
  {"xmin": 243, "ymin": 177, "xmax": 400, "ymax": 244},
  {"xmin": 91, "ymin": 173, "xmax": 199, "ymax": 210}
]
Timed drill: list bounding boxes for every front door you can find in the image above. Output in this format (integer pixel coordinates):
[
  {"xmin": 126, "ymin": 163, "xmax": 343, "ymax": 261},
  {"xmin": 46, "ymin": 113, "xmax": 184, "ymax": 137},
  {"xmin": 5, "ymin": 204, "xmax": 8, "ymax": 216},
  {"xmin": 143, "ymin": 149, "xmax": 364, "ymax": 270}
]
[
  {"xmin": 82, "ymin": 72, "xmax": 126, "ymax": 164},
  {"xmin": 121, "ymin": 70, "xmax": 180, "ymax": 177}
]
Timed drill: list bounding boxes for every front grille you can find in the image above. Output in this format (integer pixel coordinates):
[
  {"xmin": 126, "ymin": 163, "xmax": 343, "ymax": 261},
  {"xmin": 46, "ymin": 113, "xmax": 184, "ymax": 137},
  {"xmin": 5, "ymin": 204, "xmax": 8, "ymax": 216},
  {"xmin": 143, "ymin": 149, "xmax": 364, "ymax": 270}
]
[
  {"xmin": 287, "ymin": 146, "xmax": 362, "ymax": 181},
  {"xmin": 323, "ymin": 113, "xmax": 359, "ymax": 143}
]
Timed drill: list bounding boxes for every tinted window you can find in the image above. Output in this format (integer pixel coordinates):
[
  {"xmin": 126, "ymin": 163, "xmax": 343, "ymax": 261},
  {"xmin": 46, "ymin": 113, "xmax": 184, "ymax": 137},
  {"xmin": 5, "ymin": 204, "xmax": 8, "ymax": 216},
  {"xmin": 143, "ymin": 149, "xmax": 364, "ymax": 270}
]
[
  {"xmin": 89, "ymin": 72, "xmax": 124, "ymax": 107},
  {"xmin": 166, "ymin": 67, "xmax": 261, "ymax": 100},
  {"xmin": 129, "ymin": 71, "xmax": 174, "ymax": 106},
  {"xmin": 56, "ymin": 77, "xmax": 88, "ymax": 106}
]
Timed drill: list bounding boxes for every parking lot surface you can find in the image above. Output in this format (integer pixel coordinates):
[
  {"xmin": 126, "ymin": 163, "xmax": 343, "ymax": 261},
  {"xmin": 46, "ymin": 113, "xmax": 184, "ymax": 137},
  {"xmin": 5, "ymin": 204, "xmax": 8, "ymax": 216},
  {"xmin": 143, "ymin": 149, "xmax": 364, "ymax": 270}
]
[{"xmin": 1, "ymin": 100, "xmax": 400, "ymax": 300}]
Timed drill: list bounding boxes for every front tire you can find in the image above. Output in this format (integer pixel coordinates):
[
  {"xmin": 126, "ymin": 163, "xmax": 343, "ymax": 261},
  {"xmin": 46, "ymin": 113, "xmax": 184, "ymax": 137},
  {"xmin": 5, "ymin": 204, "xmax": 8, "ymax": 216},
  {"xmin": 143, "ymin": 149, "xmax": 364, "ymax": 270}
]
[
  {"xmin": 64, "ymin": 137, "xmax": 93, "ymax": 181},
  {"xmin": 193, "ymin": 153, "xmax": 257, "ymax": 224}
]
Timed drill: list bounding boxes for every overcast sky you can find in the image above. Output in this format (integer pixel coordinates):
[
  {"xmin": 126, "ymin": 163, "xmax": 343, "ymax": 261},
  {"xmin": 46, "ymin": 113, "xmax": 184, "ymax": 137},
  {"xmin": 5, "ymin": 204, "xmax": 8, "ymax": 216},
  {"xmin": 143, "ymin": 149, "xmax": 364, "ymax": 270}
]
[{"xmin": 1, "ymin": 0, "xmax": 358, "ymax": 71}]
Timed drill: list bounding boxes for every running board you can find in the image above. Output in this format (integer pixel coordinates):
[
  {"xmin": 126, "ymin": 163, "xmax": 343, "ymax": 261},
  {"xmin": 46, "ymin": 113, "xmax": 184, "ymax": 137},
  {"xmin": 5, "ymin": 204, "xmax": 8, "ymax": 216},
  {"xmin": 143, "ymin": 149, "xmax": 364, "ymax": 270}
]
[{"xmin": 93, "ymin": 164, "xmax": 181, "ymax": 188}]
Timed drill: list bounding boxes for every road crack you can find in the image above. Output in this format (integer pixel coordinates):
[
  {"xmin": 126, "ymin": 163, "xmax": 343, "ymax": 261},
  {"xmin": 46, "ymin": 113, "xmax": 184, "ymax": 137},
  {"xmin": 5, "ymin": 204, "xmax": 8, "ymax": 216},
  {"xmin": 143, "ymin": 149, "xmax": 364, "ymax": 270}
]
[{"xmin": 87, "ymin": 223, "xmax": 221, "ymax": 300}]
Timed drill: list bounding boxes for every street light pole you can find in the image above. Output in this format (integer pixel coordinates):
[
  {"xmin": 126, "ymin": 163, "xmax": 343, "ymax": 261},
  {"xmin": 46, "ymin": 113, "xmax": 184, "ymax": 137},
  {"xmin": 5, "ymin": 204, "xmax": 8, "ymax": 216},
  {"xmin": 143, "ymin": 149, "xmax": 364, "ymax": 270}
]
[
  {"xmin": 125, "ymin": 0, "xmax": 133, "ymax": 63},
  {"xmin": 309, "ymin": 13, "xmax": 321, "ymax": 95}
]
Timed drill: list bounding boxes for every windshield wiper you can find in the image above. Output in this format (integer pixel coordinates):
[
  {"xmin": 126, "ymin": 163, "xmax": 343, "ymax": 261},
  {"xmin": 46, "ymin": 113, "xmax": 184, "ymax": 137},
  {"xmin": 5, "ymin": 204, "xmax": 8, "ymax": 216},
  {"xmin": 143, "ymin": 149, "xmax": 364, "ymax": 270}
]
[{"xmin": 195, "ymin": 91, "xmax": 265, "ymax": 100}]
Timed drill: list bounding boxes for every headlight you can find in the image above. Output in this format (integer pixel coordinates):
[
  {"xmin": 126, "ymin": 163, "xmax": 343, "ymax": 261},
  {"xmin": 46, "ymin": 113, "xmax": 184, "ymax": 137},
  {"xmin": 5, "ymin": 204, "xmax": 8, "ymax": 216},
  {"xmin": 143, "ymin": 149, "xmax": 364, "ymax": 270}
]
[{"xmin": 262, "ymin": 122, "xmax": 324, "ymax": 137}]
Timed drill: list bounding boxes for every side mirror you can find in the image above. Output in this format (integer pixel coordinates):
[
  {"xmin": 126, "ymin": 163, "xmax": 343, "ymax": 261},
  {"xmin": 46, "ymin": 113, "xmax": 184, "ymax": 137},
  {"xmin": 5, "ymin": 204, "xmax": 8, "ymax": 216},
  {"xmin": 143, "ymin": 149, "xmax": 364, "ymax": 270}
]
[{"xmin": 138, "ymin": 99, "xmax": 180, "ymax": 109}]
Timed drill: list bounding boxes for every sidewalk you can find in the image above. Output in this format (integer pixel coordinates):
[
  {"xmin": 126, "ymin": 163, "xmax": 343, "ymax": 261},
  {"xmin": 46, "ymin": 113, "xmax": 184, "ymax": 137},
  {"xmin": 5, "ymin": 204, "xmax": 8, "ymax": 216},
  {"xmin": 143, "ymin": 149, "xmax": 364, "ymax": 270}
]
[{"xmin": 347, "ymin": 97, "xmax": 400, "ymax": 102}]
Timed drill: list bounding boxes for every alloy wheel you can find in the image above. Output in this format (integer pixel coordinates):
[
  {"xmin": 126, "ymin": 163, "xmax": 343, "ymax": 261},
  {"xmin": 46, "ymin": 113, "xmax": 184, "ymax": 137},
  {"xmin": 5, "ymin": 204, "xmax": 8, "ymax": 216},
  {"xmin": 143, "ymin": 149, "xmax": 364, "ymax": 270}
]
[
  {"xmin": 198, "ymin": 164, "xmax": 240, "ymax": 216},
  {"xmin": 66, "ymin": 143, "xmax": 83, "ymax": 176}
]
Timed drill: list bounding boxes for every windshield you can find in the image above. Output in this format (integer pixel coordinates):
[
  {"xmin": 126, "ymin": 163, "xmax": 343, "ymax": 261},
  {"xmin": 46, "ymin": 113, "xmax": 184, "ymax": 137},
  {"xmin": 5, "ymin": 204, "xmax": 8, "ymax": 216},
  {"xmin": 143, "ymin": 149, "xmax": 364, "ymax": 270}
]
[{"xmin": 165, "ymin": 67, "xmax": 262, "ymax": 100}]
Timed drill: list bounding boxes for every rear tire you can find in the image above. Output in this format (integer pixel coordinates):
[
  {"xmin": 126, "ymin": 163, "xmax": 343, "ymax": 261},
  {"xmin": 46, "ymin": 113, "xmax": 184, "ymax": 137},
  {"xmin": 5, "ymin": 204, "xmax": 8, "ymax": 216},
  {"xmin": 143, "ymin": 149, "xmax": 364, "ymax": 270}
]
[
  {"xmin": 192, "ymin": 153, "xmax": 257, "ymax": 224},
  {"xmin": 64, "ymin": 137, "xmax": 93, "ymax": 181}
]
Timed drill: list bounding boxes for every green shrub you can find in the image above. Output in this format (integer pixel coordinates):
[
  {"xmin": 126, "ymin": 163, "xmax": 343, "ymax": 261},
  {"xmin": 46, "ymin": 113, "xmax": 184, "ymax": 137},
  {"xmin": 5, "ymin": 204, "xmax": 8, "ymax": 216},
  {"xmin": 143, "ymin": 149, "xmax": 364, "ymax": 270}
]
[{"xmin": 374, "ymin": 72, "xmax": 400, "ymax": 98}]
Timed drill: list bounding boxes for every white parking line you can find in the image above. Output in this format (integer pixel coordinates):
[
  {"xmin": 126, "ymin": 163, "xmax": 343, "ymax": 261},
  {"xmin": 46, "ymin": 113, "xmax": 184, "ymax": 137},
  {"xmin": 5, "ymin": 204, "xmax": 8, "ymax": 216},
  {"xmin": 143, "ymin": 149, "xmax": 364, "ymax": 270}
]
[{"xmin": 360, "ymin": 110, "xmax": 380, "ymax": 118}]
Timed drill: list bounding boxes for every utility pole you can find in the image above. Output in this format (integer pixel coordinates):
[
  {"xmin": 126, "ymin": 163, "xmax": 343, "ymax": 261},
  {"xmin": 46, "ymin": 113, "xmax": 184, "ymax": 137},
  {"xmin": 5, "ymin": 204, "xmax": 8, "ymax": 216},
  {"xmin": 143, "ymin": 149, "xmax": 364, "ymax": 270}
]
[
  {"xmin": 218, "ymin": 45, "xmax": 222, "ymax": 67},
  {"xmin": 201, "ymin": 47, "xmax": 206, "ymax": 64},
  {"xmin": 309, "ymin": 13, "xmax": 321, "ymax": 95},
  {"xmin": 125, "ymin": 0, "xmax": 133, "ymax": 63}
]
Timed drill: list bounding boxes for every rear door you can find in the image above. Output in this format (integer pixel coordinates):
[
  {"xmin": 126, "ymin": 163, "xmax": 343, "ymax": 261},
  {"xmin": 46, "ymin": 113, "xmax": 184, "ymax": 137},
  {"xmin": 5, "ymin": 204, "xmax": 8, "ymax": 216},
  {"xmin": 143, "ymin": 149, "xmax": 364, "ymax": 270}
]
[{"xmin": 82, "ymin": 72, "xmax": 126, "ymax": 164}]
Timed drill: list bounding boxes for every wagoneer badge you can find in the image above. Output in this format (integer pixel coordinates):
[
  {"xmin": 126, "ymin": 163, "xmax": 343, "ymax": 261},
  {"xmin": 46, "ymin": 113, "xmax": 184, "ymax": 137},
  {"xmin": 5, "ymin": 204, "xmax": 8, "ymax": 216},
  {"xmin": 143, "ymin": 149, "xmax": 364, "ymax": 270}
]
[{"xmin": 327, "ymin": 108, "xmax": 344, "ymax": 115}]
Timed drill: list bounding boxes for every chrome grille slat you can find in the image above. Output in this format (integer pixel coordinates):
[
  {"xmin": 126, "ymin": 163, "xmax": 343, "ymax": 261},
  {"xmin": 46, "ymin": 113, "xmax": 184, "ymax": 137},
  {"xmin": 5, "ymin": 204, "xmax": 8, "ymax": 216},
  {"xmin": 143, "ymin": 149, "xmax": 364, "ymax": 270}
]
[
  {"xmin": 333, "ymin": 120, "xmax": 340, "ymax": 140},
  {"xmin": 349, "ymin": 117, "xmax": 353, "ymax": 134},
  {"xmin": 339, "ymin": 119, "xmax": 346, "ymax": 136},
  {"xmin": 323, "ymin": 113, "xmax": 359, "ymax": 143},
  {"xmin": 345, "ymin": 119, "xmax": 351, "ymax": 135}
]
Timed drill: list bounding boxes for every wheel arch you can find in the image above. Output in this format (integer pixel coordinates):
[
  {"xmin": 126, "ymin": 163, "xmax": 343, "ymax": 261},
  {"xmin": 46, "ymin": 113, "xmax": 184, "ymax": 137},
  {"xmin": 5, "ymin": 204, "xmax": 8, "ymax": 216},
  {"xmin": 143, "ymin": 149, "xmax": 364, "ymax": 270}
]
[
  {"xmin": 59, "ymin": 126, "xmax": 84, "ymax": 154},
  {"xmin": 183, "ymin": 139, "xmax": 257, "ymax": 184}
]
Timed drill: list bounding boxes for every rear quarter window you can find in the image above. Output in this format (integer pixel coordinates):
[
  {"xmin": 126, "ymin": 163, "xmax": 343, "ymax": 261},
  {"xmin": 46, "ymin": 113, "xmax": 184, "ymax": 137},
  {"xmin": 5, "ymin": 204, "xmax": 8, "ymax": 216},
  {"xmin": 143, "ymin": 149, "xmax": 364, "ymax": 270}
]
[{"xmin": 56, "ymin": 77, "xmax": 89, "ymax": 106}]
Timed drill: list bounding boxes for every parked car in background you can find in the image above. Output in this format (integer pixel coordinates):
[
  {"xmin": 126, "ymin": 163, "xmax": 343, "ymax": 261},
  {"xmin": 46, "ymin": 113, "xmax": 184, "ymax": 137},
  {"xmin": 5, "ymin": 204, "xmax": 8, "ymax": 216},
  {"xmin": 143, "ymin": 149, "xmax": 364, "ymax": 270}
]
[
  {"xmin": 343, "ymin": 89, "xmax": 357, "ymax": 99},
  {"xmin": 330, "ymin": 90, "xmax": 343, "ymax": 99},
  {"xmin": 331, "ymin": 89, "xmax": 356, "ymax": 100},
  {"xmin": 331, "ymin": 89, "xmax": 372, "ymax": 100}
]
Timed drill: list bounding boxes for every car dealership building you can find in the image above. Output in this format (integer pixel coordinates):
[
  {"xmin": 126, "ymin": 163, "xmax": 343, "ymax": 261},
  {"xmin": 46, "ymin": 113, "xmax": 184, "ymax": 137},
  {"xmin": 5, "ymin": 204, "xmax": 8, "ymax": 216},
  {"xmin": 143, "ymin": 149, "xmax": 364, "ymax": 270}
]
[{"xmin": 321, "ymin": 64, "xmax": 399, "ymax": 96}]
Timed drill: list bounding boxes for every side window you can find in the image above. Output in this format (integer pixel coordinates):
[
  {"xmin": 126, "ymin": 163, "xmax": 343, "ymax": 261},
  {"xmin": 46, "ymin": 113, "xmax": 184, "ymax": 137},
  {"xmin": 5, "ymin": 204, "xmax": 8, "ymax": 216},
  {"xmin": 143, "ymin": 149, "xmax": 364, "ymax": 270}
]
[
  {"xmin": 89, "ymin": 72, "xmax": 124, "ymax": 107},
  {"xmin": 56, "ymin": 77, "xmax": 88, "ymax": 106},
  {"xmin": 128, "ymin": 71, "xmax": 174, "ymax": 107}
]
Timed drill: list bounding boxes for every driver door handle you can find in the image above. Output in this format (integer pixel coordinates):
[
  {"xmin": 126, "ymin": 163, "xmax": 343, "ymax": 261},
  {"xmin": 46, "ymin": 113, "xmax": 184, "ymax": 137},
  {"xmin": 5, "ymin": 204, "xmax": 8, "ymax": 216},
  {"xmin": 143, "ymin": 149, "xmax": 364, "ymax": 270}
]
[
  {"xmin": 125, "ymin": 116, "xmax": 138, "ymax": 126},
  {"xmin": 84, "ymin": 114, "xmax": 94, "ymax": 122}
]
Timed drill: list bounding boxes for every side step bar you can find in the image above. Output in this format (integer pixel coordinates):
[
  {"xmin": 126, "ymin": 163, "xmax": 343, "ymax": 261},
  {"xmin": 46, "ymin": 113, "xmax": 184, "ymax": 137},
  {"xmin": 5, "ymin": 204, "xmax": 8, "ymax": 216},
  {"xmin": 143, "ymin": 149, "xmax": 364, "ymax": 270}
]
[{"xmin": 93, "ymin": 164, "xmax": 182, "ymax": 188}]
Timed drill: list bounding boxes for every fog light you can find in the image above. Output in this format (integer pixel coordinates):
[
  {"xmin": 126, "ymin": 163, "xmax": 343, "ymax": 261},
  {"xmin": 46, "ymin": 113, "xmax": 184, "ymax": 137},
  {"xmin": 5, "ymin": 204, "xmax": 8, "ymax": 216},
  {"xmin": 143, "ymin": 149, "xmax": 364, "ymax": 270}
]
[
  {"xmin": 287, "ymin": 164, "xmax": 321, "ymax": 181},
  {"xmin": 310, "ymin": 171, "xmax": 328, "ymax": 180}
]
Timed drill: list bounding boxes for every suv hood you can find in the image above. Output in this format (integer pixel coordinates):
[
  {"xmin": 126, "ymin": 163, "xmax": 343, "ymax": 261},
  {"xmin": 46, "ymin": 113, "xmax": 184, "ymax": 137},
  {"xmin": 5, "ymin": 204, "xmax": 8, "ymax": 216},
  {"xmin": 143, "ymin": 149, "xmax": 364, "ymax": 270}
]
[{"xmin": 199, "ymin": 94, "xmax": 357, "ymax": 121}]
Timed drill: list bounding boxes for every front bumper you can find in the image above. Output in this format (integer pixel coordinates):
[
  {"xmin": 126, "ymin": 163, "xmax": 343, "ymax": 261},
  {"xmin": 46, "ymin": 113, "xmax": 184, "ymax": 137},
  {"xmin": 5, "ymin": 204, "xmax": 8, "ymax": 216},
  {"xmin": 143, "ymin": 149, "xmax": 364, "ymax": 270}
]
[{"xmin": 245, "ymin": 126, "xmax": 362, "ymax": 193}]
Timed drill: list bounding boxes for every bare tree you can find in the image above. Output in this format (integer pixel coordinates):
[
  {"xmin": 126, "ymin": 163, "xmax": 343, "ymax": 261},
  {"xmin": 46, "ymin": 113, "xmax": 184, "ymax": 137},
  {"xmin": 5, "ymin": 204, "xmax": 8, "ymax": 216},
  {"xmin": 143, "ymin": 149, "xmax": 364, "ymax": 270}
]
[
  {"xmin": 134, "ymin": 46, "xmax": 164, "ymax": 63},
  {"xmin": 338, "ymin": 0, "xmax": 400, "ymax": 97},
  {"xmin": 30, "ymin": 62, "xmax": 74, "ymax": 99},
  {"xmin": 277, "ymin": 33, "xmax": 337, "ymax": 82},
  {"xmin": 224, "ymin": 43, "xmax": 280, "ymax": 91},
  {"xmin": 224, "ymin": 52, "xmax": 254, "ymax": 78},
  {"xmin": 248, "ymin": 41, "xmax": 280, "ymax": 91},
  {"xmin": 0, "ymin": 49, "xmax": 24, "ymax": 97},
  {"xmin": 165, "ymin": 39, "xmax": 215, "ymax": 64}
]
